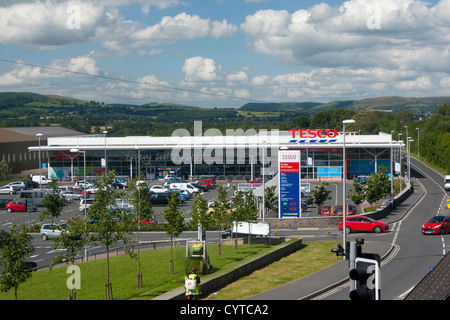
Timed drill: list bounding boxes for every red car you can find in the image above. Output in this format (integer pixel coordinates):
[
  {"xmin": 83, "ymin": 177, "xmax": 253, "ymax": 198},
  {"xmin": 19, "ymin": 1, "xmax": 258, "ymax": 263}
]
[
  {"xmin": 339, "ymin": 216, "xmax": 389, "ymax": 234},
  {"xmin": 5, "ymin": 200, "xmax": 35, "ymax": 212},
  {"xmin": 421, "ymin": 215, "xmax": 450, "ymax": 235}
]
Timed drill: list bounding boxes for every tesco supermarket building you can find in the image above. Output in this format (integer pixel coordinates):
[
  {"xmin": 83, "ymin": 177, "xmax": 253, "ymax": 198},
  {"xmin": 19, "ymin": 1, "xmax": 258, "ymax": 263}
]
[{"xmin": 28, "ymin": 123, "xmax": 404, "ymax": 182}]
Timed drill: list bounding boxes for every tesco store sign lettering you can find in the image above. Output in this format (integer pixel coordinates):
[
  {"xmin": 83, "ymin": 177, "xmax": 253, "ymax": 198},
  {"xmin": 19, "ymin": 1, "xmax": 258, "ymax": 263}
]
[{"xmin": 289, "ymin": 128, "xmax": 338, "ymax": 139}]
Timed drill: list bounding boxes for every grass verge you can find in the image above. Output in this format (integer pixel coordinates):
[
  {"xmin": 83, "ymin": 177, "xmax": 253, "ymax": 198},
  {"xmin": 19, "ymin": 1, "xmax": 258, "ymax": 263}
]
[
  {"xmin": 0, "ymin": 240, "xmax": 340, "ymax": 300},
  {"xmin": 204, "ymin": 241, "xmax": 341, "ymax": 300}
]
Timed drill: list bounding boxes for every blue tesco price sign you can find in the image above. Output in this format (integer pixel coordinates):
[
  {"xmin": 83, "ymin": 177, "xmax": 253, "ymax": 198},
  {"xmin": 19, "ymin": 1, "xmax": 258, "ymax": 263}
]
[{"xmin": 278, "ymin": 151, "xmax": 301, "ymax": 218}]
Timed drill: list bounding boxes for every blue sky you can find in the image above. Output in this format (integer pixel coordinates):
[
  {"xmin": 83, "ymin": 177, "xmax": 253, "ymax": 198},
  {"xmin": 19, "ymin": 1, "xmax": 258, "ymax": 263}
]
[{"xmin": 0, "ymin": 0, "xmax": 449, "ymax": 107}]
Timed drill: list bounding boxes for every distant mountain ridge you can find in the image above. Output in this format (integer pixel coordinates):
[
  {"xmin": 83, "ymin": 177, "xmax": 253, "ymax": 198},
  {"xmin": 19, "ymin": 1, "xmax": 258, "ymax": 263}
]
[
  {"xmin": 1, "ymin": 92, "xmax": 450, "ymax": 115},
  {"xmin": 240, "ymin": 96, "xmax": 450, "ymax": 115}
]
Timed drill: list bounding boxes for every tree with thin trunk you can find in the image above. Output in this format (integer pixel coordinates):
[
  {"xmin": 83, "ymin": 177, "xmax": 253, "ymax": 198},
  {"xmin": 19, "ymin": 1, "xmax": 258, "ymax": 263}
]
[
  {"xmin": 127, "ymin": 174, "xmax": 155, "ymax": 289},
  {"xmin": 88, "ymin": 170, "xmax": 133, "ymax": 299},
  {"xmin": 0, "ymin": 224, "xmax": 34, "ymax": 300},
  {"xmin": 211, "ymin": 185, "xmax": 231, "ymax": 255},
  {"xmin": 163, "ymin": 193, "xmax": 185, "ymax": 276},
  {"xmin": 49, "ymin": 216, "xmax": 88, "ymax": 300}
]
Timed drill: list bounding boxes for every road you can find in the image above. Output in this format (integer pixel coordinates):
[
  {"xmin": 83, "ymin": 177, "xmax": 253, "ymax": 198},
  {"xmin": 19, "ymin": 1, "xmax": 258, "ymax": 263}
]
[{"xmin": 319, "ymin": 157, "xmax": 449, "ymax": 300}]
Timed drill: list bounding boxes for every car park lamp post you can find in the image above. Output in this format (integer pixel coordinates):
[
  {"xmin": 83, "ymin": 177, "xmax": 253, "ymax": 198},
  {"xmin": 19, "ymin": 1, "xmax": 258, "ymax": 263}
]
[
  {"xmin": 407, "ymin": 138, "xmax": 414, "ymax": 181},
  {"xmin": 103, "ymin": 130, "xmax": 108, "ymax": 174},
  {"xmin": 36, "ymin": 133, "xmax": 43, "ymax": 190},
  {"xmin": 70, "ymin": 148, "xmax": 88, "ymax": 262},
  {"xmin": 342, "ymin": 119, "xmax": 355, "ymax": 258}
]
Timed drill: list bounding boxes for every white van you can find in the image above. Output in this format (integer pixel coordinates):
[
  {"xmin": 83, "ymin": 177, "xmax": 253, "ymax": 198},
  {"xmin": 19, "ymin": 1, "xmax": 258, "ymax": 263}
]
[
  {"xmin": 169, "ymin": 183, "xmax": 199, "ymax": 195},
  {"xmin": 32, "ymin": 175, "xmax": 50, "ymax": 185},
  {"xmin": 445, "ymin": 175, "xmax": 450, "ymax": 191}
]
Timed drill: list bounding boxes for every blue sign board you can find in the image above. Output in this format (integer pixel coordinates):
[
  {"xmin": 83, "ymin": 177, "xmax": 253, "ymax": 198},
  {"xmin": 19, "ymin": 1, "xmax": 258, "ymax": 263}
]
[{"xmin": 278, "ymin": 151, "xmax": 301, "ymax": 218}]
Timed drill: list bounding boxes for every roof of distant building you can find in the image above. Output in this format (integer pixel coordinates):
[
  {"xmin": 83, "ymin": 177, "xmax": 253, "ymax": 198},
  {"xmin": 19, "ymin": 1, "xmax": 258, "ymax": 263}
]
[{"xmin": 0, "ymin": 126, "xmax": 85, "ymax": 143}]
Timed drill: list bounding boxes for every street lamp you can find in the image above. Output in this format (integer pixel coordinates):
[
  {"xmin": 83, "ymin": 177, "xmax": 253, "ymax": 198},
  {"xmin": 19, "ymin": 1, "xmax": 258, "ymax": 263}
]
[
  {"xmin": 398, "ymin": 133, "xmax": 403, "ymax": 191},
  {"xmin": 36, "ymin": 133, "xmax": 43, "ymax": 189},
  {"xmin": 103, "ymin": 130, "xmax": 108, "ymax": 173},
  {"xmin": 342, "ymin": 119, "xmax": 355, "ymax": 258},
  {"xmin": 416, "ymin": 127, "xmax": 420, "ymax": 158},
  {"xmin": 407, "ymin": 138, "xmax": 414, "ymax": 181},
  {"xmin": 70, "ymin": 148, "xmax": 87, "ymax": 262}
]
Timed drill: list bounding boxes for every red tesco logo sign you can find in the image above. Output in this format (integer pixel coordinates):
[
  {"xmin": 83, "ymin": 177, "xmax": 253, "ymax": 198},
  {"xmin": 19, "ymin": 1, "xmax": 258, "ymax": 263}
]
[{"xmin": 289, "ymin": 128, "xmax": 338, "ymax": 139}]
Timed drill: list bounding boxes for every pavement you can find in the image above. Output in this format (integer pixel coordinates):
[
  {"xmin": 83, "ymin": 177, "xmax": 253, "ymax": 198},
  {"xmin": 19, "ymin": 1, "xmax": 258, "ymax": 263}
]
[{"xmin": 246, "ymin": 241, "xmax": 392, "ymax": 300}]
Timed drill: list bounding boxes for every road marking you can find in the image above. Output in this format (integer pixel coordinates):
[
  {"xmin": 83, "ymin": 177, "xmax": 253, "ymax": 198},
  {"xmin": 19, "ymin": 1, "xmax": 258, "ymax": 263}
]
[
  {"xmin": 399, "ymin": 286, "xmax": 414, "ymax": 299},
  {"xmin": 391, "ymin": 221, "xmax": 402, "ymax": 247}
]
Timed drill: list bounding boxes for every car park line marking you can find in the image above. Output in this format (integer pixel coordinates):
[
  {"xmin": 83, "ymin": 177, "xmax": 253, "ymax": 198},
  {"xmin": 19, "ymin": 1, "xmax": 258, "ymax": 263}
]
[{"xmin": 46, "ymin": 249, "xmax": 65, "ymax": 254}]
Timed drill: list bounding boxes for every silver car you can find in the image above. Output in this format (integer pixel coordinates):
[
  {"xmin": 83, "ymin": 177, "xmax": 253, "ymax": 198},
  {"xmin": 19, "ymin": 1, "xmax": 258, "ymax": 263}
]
[
  {"xmin": 40, "ymin": 223, "xmax": 67, "ymax": 240},
  {"xmin": 6, "ymin": 181, "xmax": 27, "ymax": 191},
  {"xmin": 0, "ymin": 185, "xmax": 16, "ymax": 195}
]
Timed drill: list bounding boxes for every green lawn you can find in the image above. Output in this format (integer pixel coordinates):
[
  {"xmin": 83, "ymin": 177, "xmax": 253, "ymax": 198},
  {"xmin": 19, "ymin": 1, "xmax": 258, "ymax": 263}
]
[{"xmin": 0, "ymin": 240, "xmax": 340, "ymax": 300}]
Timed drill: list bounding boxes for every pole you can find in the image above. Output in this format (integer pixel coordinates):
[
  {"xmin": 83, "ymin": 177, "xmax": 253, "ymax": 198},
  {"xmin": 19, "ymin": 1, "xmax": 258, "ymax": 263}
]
[
  {"xmin": 342, "ymin": 119, "xmax": 355, "ymax": 258},
  {"xmin": 37, "ymin": 133, "xmax": 42, "ymax": 190},
  {"xmin": 83, "ymin": 150, "xmax": 87, "ymax": 262}
]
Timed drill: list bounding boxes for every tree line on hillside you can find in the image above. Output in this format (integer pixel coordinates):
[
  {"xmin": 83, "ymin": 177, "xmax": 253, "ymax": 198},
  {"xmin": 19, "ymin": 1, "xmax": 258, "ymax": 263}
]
[{"xmin": 0, "ymin": 93, "xmax": 448, "ymax": 173}]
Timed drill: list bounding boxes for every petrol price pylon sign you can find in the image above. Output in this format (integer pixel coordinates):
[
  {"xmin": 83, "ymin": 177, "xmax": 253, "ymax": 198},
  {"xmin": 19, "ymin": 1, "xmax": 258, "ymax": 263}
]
[{"xmin": 278, "ymin": 150, "xmax": 301, "ymax": 218}]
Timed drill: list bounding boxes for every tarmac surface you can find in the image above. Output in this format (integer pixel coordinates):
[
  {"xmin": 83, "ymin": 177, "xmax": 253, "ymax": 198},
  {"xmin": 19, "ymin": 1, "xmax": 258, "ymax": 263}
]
[{"xmin": 246, "ymin": 241, "xmax": 392, "ymax": 300}]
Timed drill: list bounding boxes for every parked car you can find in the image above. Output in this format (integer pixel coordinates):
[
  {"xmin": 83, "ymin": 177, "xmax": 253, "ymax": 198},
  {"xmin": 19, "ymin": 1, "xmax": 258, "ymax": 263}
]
[
  {"xmin": 0, "ymin": 185, "xmax": 16, "ymax": 195},
  {"xmin": 421, "ymin": 215, "xmax": 450, "ymax": 235},
  {"xmin": 149, "ymin": 185, "xmax": 167, "ymax": 193},
  {"xmin": 60, "ymin": 190, "xmax": 84, "ymax": 201},
  {"xmin": 40, "ymin": 223, "xmax": 67, "ymax": 240},
  {"xmin": 164, "ymin": 174, "xmax": 178, "ymax": 181},
  {"xmin": 190, "ymin": 182, "xmax": 208, "ymax": 193},
  {"xmin": 5, "ymin": 200, "xmax": 36, "ymax": 212},
  {"xmin": 195, "ymin": 179, "xmax": 212, "ymax": 189},
  {"xmin": 24, "ymin": 180, "xmax": 40, "ymax": 189},
  {"xmin": 339, "ymin": 216, "xmax": 388, "ymax": 234},
  {"xmin": 149, "ymin": 193, "xmax": 171, "ymax": 205},
  {"xmin": 6, "ymin": 181, "xmax": 27, "ymax": 191},
  {"xmin": 148, "ymin": 193, "xmax": 184, "ymax": 205},
  {"xmin": 0, "ymin": 199, "xmax": 14, "ymax": 210},
  {"xmin": 79, "ymin": 198, "xmax": 95, "ymax": 212}
]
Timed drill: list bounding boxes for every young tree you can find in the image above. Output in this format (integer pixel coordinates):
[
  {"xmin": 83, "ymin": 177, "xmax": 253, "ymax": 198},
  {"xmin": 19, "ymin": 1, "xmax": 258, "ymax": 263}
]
[
  {"xmin": 348, "ymin": 178, "xmax": 366, "ymax": 210},
  {"xmin": 49, "ymin": 216, "xmax": 88, "ymax": 300},
  {"xmin": 261, "ymin": 185, "xmax": 278, "ymax": 218},
  {"xmin": 189, "ymin": 193, "xmax": 211, "ymax": 239},
  {"xmin": 211, "ymin": 184, "xmax": 231, "ymax": 255},
  {"xmin": 40, "ymin": 178, "xmax": 65, "ymax": 222},
  {"xmin": 365, "ymin": 172, "xmax": 391, "ymax": 206},
  {"xmin": 310, "ymin": 182, "xmax": 332, "ymax": 207},
  {"xmin": 0, "ymin": 159, "xmax": 12, "ymax": 181},
  {"xmin": 127, "ymin": 175, "xmax": 155, "ymax": 289},
  {"xmin": 0, "ymin": 224, "xmax": 35, "ymax": 300},
  {"xmin": 230, "ymin": 189, "xmax": 258, "ymax": 247},
  {"xmin": 163, "ymin": 192, "xmax": 185, "ymax": 276},
  {"xmin": 88, "ymin": 170, "xmax": 134, "ymax": 299},
  {"xmin": 235, "ymin": 189, "xmax": 258, "ymax": 245}
]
